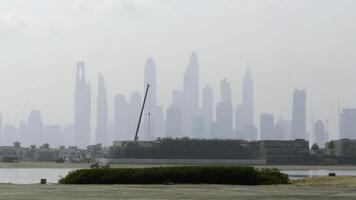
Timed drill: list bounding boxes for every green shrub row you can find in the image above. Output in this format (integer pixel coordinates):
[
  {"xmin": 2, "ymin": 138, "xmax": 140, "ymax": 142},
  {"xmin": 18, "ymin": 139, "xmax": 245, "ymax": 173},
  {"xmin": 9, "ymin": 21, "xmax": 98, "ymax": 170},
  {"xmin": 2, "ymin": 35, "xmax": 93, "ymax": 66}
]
[{"xmin": 59, "ymin": 166, "xmax": 289, "ymax": 185}]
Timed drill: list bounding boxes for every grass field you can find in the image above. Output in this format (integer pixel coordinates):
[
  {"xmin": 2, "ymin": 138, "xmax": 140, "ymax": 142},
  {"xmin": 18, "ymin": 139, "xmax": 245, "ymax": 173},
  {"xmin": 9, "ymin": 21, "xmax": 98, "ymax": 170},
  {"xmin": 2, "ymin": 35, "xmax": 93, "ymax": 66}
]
[{"xmin": 0, "ymin": 184, "xmax": 356, "ymax": 200}]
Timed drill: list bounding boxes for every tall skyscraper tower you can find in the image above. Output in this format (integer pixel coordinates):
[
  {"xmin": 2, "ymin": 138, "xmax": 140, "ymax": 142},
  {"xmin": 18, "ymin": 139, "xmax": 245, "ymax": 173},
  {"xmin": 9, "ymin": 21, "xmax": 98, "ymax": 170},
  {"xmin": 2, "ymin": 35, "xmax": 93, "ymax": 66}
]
[
  {"xmin": 314, "ymin": 120, "xmax": 327, "ymax": 147},
  {"xmin": 166, "ymin": 96, "xmax": 182, "ymax": 138},
  {"xmin": 339, "ymin": 108, "xmax": 356, "ymax": 139},
  {"xmin": 242, "ymin": 68, "xmax": 253, "ymax": 126},
  {"xmin": 3, "ymin": 123, "xmax": 17, "ymax": 146},
  {"xmin": 235, "ymin": 104, "xmax": 244, "ymax": 137},
  {"xmin": 74, "ymin": 62, "xmax": 91, "ymax": 147},
  {"xmin": 143, "ymin": 57, "xmax": 164, "ymax": 140},
  {"xmin": 182, "ymin": 52, "xmax": 199, "ymax": 137},
  {"xmin": 129, "ymin": 91, "xmax": 142, "ymax": 140},
  {"xmin": 28, "ymin": 110, "xmax": 44, "ymax": 145},
  {"xmin": 236, "ymin": 68, "xmax": 257, "ymax": 141},
  {"xmin": 95, "ymin": 74, "xmax": 108, "ymax": 145},
  {"xmin": 144, "ymin": 57, "xmax": 157, "ymax": 107},
  {"xmin": 291, "ymin": 89, "xmax": 307, "ymax": 140},
  {"xmin": 18, "ymin": 120, "xmax": 28, "ymax": 146},
  {"xmin": 202, "ymin": 85, "xmax": 213, "ymax": 138},
  {"xmin": 212, "ymin": 79, "xmax": 233, "ymax": 139},
  {"xmin": 274, "ymin": 119, "xmax": 292, "ymax": 140},
  {"xmin": 165, "ymin": 90, "xmax": 184, "ymax": 138},
  {"xmin": 260, "ymin": 113, "xmax": 275, "ymax": 140},
  {"xmin": 0, "ymin": 115, "xmax": 2, "ymax": 145},
  {"xmin": 114, "ymin": 94, "xmax": 129, "ymax": 140}
]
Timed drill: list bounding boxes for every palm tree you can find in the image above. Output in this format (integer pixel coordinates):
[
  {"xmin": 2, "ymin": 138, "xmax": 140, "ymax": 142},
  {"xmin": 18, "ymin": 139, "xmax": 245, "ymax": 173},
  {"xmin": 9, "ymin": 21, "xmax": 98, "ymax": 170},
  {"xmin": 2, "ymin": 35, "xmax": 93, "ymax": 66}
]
[{"xmin": 328, "ymin": 141, "xmax": 335, "ymax": 156}]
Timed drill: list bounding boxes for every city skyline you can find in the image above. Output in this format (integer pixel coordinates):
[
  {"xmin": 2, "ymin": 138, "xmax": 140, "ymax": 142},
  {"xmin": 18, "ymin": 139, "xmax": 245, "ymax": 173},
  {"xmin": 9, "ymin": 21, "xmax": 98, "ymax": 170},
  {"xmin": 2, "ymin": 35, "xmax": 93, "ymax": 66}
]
[
  {"xmin": 1, "ymin": 1, "xmax": 356, "ymax": 142},
  {"xmin": 0, "ymin": 52, "xmax": 355, "ymax": 147}
]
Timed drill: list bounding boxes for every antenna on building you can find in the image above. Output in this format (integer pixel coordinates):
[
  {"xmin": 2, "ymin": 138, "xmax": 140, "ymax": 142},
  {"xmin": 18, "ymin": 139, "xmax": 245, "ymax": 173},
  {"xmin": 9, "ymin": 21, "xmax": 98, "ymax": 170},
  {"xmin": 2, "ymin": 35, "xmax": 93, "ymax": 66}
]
[{"xmin": 134, "ymin": 84, "xmax": 150, "ymax": 142}]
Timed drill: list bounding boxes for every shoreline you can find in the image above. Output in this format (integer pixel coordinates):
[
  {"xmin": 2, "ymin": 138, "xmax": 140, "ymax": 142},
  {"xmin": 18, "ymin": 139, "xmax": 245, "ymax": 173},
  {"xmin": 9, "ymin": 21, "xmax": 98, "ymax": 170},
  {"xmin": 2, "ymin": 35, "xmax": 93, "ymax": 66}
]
[
  {"xmin": 0, "ymin": 162, "xmax": 89, "ymax": 169},
  {"xmin": 0, "ymin": 162, "xmax": 355, "ymax": 170}
]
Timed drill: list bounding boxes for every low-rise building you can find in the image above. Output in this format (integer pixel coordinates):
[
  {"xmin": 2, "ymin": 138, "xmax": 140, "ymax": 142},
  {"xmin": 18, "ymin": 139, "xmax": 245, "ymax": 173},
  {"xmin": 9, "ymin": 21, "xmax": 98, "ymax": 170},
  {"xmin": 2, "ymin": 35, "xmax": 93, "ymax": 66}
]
[
  {"xmin": 0, "ymin": 142, "xmax": 27, "ymax": 162},
  {"xmin": 332, "ymin": 139, "xmax": 356, "ymax": 157},
  {"xmin": 256, "ymin": 139, "xmax": 311, "ymax": 164},
  {"xmin": 58, "ymin": 146, "xmax": 82, "ymax": 162}
]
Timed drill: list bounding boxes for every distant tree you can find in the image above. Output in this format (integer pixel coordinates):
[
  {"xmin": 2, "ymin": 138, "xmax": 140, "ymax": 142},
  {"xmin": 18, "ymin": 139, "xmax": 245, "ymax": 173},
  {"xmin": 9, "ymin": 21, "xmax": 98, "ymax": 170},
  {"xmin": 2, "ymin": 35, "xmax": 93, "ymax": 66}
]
[
  {"xmin": 41, "ymin": 143, "xmax": 50, "ymax": 149},
  {"xmin": 311, "ymin": 143, "xmax": 319, "ymax": 152},
  {"xmin": 328, "ymin": 141, "xmax": 335, "ymax": 150},
  {"xmin": 13, "ymin": 141, "xmax": 21, "ymax": 148},
  {"xmin": 328, "ymin": 141, "xmax": 335, "ymax": 156}
]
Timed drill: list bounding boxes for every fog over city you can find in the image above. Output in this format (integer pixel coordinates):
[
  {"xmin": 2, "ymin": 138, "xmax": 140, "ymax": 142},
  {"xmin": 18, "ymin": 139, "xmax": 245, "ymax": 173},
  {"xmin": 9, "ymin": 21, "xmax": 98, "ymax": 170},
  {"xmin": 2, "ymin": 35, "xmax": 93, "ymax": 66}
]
[{"xmin": 1, "ymin": 0, "xmax": 356, "ymax": 146}]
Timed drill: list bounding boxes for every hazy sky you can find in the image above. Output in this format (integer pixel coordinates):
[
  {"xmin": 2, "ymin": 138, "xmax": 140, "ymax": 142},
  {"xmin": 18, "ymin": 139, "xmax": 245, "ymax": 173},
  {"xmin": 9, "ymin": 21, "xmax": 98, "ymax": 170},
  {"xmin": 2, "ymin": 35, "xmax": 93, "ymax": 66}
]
[{"xmin": 1, "ymin": 0, "xmax": 356, "ymax": 139}]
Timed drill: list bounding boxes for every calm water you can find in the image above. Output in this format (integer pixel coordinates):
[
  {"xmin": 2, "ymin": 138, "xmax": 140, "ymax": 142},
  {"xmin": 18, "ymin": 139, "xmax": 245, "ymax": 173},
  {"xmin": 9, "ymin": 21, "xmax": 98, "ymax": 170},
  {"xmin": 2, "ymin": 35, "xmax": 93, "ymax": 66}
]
[
  {"xmin": 0, "ymin": 168, "xmax": 75, "ymax": 184},
  {"xmin": 0, "ymin": 168, "xmax": 356, "ymax": 183},
  {"xmin": 283, "ymin": 170, "xmax": 356, "ymax": 179}
]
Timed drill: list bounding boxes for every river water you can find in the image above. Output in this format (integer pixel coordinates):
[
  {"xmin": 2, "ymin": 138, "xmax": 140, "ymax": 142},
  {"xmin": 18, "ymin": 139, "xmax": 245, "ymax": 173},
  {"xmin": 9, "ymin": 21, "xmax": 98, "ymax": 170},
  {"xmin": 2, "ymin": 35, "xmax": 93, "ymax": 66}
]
[
  {"xmin": 0, "ymin": 168, "xmax": 355, "ymax": 184},
  {"xmin": 0, "ymin": 168, "xmax": 75, "ymax": 184},
  {"xmin": 283, "ymin": 169, "xmax": 356, "ymax": 179}
]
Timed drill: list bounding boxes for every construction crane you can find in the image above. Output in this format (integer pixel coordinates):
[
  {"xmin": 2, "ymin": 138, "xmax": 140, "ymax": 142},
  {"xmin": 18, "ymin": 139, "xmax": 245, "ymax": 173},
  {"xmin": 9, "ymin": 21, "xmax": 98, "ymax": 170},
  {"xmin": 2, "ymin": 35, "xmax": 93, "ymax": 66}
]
[{"xmin": 134, "ymin": 84, "xmax": 150, "ymax": 142}]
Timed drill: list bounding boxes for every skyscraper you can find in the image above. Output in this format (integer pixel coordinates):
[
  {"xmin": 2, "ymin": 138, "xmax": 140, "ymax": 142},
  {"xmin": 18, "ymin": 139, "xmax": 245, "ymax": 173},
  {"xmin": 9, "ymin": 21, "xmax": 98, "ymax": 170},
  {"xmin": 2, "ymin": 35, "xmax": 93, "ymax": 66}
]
[
  {"xmin": 236, "ymin": 68, "xmax": 257, "ymax": 141},
  {"xmin": 165, "ymin": 90, "xmax": 184, "ymax": 138},
  {"xmin": 339, "ymin": 108, "xmax": 356, "ymax": 139},
  {"xmin": 74, "ymin": 62, "xmax": 91, "ymax": 147},
  {"xmin": 172, "ymin": 90, "xmax": 184, "ymax": 109},
  {"xmin": 221, "ymin": 79, "xmax": 232, "ymax": 104},
  {"xmin": 114, "ymin": 94, "xmax": 129, "ymax": 140},
  {"xmin": 242, "ymin": 68, "xmax": 253, "ymax": 126},
  {"xmin": 260, "ymin": 113, "xmax": 275, "ymax": 140},
  {"xmin": 202, "ymin": 85, "xmax": 213, "ymax": 138},
  {"xmin": 274, "ymin": 119, "xmax": 292, "ymax": 140},
  {"xmin": 28, "ymin": 110, "xmax": 44, "ymax": 145},
  {"xmin": 129, "ymin": 91, "xmax": 142, "ymax": 140},
  {"xmin": 212, "ymin": 79, "xmax": 233, "ymax": 139},
  {"xmin": 235, "ymin": 104, "xmax": 244, "ymax": 138},
  {"xmin": 314, "ymin": 120, "xmax": 327, "ymax": 147},
  {"xmin": 44, "ymin": 124, "xmax": 62, "ymax": 147},
  {"xmin": 165, "ymin": 105, "xmax": 182, "ymax": 138},
  {"xmin": 61, "ymin": 124, "xmax": 75, "ymax": 146},
  {"xmin": 291, "ymin": 89, "xmax": 307, "ymax": 140},
  {"xmin": 182, "ymin": 52, "xmax": 199, "ymax": 137},
  {"xmin": 3, "ymin": 123, "xmax": 17, "ymax": 146},
  {"xmin": 18, "ymin": 120, "xmax": 27, "ymax": 146},
  {"xmin": 144, "ymin": 57, "xmax": 157, "ymax": 108},
  {"xmin": 143, "ymin": 57, "xmax": 164, "ymax": 140},
  {"xmin": 95, "ymin": 74, "xmax": 108, "ymax": 146},
  {"xmin": 0, "ymin": 115, "xmax": 2, "ymax": 145}
]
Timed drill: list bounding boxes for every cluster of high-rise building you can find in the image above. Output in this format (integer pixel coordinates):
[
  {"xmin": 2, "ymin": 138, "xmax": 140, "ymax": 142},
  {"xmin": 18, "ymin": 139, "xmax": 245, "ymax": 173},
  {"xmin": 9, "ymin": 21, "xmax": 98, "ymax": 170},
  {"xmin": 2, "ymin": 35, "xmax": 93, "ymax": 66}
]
[{"xmin": 0, "ymin": 52, "xmax": 356, "ymax": 147}]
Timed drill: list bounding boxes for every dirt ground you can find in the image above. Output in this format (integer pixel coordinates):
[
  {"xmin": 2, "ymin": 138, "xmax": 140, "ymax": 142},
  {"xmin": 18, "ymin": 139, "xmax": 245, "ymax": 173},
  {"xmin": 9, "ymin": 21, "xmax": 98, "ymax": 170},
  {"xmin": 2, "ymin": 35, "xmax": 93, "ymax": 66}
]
[{"xmin": 0, "ymin": 184, "xmax": 356, "ymax": 200}]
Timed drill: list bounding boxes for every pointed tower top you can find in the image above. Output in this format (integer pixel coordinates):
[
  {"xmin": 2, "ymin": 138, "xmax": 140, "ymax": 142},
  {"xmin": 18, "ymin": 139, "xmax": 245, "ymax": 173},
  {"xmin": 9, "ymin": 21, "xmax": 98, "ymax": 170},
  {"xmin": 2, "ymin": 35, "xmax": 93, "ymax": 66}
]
[
  {"xmin": 98, "ymin": 73, "xmax": 105, "ymax": 85},
  {"xmin": 146, "ymin": 57, "xmax": 155, "ymax": 65},
  {"xmin": 188, "ymin": 51, "xmax": 199, "ymax": 68},
  {"xmin": 145, "ymin": 57, "xmax": 156, "ymax": 72},
  {"xmin": 245, "ymin": 66, "xmax": 251, "ymax": 78}
]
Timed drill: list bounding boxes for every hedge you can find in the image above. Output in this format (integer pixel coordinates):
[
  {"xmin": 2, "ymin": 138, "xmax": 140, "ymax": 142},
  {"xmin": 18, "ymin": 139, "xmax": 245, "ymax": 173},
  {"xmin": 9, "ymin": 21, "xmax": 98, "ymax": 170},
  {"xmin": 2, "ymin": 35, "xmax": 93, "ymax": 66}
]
[{"xmin": 59, "ymin": 166, "xmax": 289, "ymax": 185}]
